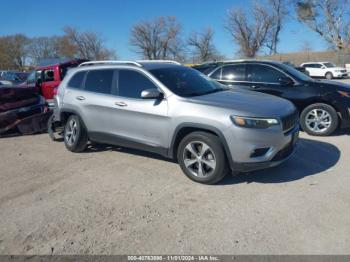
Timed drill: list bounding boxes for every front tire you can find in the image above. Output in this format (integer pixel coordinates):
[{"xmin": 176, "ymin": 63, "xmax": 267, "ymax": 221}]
[
  {"xmin": 300, "ymin": 103, "xmax": 339, "ymax": 136},
  {"xmin": 64, "ymin": 115, "xmax": 88, "ymax": 152},
  {"xmin": 177, "ymin": 131, "xmax": 228, "ymax": 184},
  {"xmin": 325, "ymin": 72, "xmax": 333, "ymax": 79}
]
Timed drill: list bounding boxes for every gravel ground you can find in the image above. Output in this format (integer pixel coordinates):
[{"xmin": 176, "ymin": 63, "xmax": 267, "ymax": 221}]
[
  {"xmin": 0, "ymin": 78, "xmax": 349, "ymax": 255},
  {"xmin": 0, "ymin": 129, "xmax": 349, "ymax": 255}
]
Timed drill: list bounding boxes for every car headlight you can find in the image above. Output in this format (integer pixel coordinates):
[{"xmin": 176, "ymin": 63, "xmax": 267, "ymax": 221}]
[
  {"xmin": 231, "ymin": 116, "xmax": 280, "ymax": 129},
  {"xmin": 335, "ymin": 70, "xmax": 341, "ymax": 72},
  {"xmin": 337, "ymin": 91, "xmax": 350, "ymax": 98}
]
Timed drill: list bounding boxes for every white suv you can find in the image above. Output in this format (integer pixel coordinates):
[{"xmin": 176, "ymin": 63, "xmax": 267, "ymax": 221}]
[{"xmin": 300, "ymin": 62, "xmax": 348, "ymax": 79}]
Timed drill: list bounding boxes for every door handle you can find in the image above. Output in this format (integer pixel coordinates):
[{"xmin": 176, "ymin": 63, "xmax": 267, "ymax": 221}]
[
  {"xmin": 76, "ymin": 96, "xmax": 86, "ymax": 101},
  {"xmin": 115, "ymin": 101, "xmax": 127, "ymax": 107},
  {"xmin": 251, "ymin": 85, "xmax": 259, "ymax": 89}
]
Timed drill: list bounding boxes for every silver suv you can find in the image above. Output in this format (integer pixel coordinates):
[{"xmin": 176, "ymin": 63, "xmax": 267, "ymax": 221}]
[{"xmin": 53, "ymin": 60, "xmax": 299, "ymax": 184}]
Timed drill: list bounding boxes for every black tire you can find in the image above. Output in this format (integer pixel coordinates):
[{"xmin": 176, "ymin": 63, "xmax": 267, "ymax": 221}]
[
  {"xmin": 47, "ymin": 114, "xmax": 64, "ymax": 141},
  {"xmin": 300, "ymin": 103, "xmax": 339, "ymax": 136},
  {"xmin": 177, "ymin": 131, "xmax": 228, "ymax": 184},
  {"xmin": 63, "ymin": 115, "xmax": 88, "ymax": 152},
  {"xmin": 325, "ymin": 72, "xmax": 333, "ymax": 79}
]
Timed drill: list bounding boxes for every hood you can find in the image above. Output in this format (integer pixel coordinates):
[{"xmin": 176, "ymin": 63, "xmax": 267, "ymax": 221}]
[
  {"xmin": 310, "ymin": 79, "xmax": 350, "ymax": 92},
  {"xmin": 186, "ymin": 89, "xmax": 296, "ymax": 118}
]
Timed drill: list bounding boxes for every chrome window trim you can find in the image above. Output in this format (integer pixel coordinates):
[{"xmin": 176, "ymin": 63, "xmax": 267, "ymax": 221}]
[{"xmin": 208, "ymin": 62, "xmax": 300, "ymax": 85}]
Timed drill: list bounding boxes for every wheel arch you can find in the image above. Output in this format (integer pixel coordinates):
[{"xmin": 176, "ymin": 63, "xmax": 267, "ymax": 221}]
[
  {"xmin": 59, "ymin": 109, "xmax": 89, "ymax": 131},
  {"xmin": 169, "ymin": 123, "xmax": 234, "ymax": 170},
  {"xmin": 299, "ymin": 99, "xmax": 341, "ymax": 117}
]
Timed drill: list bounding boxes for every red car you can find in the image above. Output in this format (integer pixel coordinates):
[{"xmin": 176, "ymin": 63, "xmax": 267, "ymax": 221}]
[{"xmin": 26, "ymin": 59, "xmax": 87, "ymax": 106}]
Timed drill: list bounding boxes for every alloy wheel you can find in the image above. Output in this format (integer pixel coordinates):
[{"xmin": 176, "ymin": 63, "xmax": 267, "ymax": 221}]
[
  {"xmin": 305, "ymin": 109, "xmax": 332, "ymax": 133},
  {"xmin": 65, "ymin": 118, "xmax": 78, "ymax": 146},
  {"xmin": 183, "ymin": 141, "xmax": 216, "ymax": 178}
]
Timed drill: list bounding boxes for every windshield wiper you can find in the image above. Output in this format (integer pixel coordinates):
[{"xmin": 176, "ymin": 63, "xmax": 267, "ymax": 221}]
[{"xmin": 182, "ymin": 88, "xmax": 228, "ymax": 97}]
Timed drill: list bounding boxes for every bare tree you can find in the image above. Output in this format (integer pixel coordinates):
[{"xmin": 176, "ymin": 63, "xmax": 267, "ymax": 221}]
[
  {"xmin": 130, "ymin": 16, "xmax": 183, "ymax": 60},
  {"xmin": 344, "ymin": 21, "xmax": 350, "ymax": 51},
  {"xmin": 188, "ymin": 27, "xmax": 221, "ymax": 62},
  {"xmin": 296, "ymin": 0, "xmax": 349, "ymax": 50},
  {"xmin": 28, "ymin": 36, "xmax": 62, "ymax": 63},
  {"xmin": 225, "ymin": 4, "xmax": 273, "ymax": 57},
  {"xmin": 265, "ymin": 0, "xmax": 288, "ymax": 54},
  {"xmin": 0, "ymin": 34, "xmax": 30, "ymax": 70},
  {"xmin": 63, "ymin": 26, "xmax": 116, "ymax": 60}
]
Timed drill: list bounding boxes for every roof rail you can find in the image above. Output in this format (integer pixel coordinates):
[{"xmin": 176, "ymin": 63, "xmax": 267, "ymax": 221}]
[
  {"xmin": 136, "ymin": 60, "xmax": 182, "ymax": 65},
  {"xmin": 78, "ymin": 60, "xmax": 142, "ymax": 67}
]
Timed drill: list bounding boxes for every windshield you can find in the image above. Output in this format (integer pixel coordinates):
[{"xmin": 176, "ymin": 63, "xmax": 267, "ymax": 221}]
[
  {"xmin": 150, "ymin": 67, "xmax": 227, "ymax": 97},
  {"xmin": 323, "ymin": 62, "xmax": 336, "ymax": 68},
  {"xmin": 277, "ymin": 63, "xmax": 314, "ymax": 82}
]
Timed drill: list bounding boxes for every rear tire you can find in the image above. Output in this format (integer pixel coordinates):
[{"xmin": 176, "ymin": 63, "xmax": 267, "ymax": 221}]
[
  {"xmin": 177, "ymin": 131, "xmax": 228, "ymax": 184},
  {"xmin": 48, "ymin": 114, "xmax": 63, "ymax": 141},
  {"xmin": 64, "ymin": 115, "xmax": 88, "ymax": 152},
  {"xmin": 325, "ymin": 72, "xmax": 333, "ymax": 79},
  {"xmin": 300, "ymin": 103, "xmax": 338, "ymax": 136}
]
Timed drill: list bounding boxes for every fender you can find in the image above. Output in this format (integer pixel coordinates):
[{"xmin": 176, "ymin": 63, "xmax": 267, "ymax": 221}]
[{"xmin": 169, "ymin": 122, "xmax": 235, "ymax": 170}]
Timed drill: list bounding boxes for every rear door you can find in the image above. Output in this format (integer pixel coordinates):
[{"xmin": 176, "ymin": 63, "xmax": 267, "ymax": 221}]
[{"xmin": 70, "ymin": 69, "xmax": 116, "ymax": 136}]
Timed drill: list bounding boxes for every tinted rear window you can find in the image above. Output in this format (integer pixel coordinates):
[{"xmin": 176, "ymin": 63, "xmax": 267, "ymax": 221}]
[
  {"xmin": 84, "ymin": 70, "xmax": 114, "ymax": 94},
  {"xmin": 67, "ymin": 71, "xmax": 86, "ymax": 89}
]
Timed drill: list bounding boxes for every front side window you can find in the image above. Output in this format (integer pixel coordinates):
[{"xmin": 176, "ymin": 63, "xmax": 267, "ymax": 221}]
[
  {"xmin": 67, "ymin": 71, "xmax": 86, "ymax": 89},
  {"xmin": 84, "ymin": 69, "xmax": 114, "ymax": 94},
  {"xmin": 150, "ymin": 67, "xmax": 227, "ymax": 97},
  {"xmin": 118, "ymin": 70, "xmax": 158, "ymax": 99},
  {"xmin": 323, "ymin": 62, "xmax": 336, "ymax": 68},
  {"xmin": 247, "ymin": 64, "xmax": 285, "ymax": 83},
  {"xmin": 221, "ymin": 64, "xmax": 246, "ymax": 81}
]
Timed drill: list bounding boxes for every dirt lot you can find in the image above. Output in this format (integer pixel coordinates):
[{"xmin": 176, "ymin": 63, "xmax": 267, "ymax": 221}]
[
  {"xmin": 0, "ymin": 79, "xmax": 349, "ymax": 255},
  {"xmin": 0, "ymin": 131, "xmax": 349, "ymax": 255}
]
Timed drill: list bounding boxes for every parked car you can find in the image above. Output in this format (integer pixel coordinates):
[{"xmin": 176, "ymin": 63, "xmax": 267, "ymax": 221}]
[
  {"xmin": 194, "ymin": 60, "xmax": 350, "ymax": 136},
  {"xmin": 282, "ymin": 61, "xmax": 309, "ymax": 75},
  {"xmin": 53, "ymin": 60, "xmax": 299, "ymax": 184},
  {"xmin": 300, "ymin": 62, "xmax": 348, "ymax": 79},
  {"xmin": 24, "ymin": 59, "xmax": 87, "ymax": 106},
  {"xmin": 0, "ymin": 85, "xmax": 51, "ymax": 136}
]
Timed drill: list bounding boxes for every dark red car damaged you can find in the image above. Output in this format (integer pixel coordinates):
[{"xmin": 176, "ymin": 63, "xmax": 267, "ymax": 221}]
[{"xmin": 0, "ymin": 85, "xmax": 51, "ymax": 136}]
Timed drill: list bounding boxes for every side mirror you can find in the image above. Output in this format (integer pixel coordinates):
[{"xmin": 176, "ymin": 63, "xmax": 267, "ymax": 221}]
[
  {"xmin": 141, "ymin": 88, "xmax": 163, "ymax": 99},
  {"xmin": 321, "ymin": 66, "xmax": 326, "ymax": 69},
  {"xmin": 278, "ymin": 76, "xmax": 294, "ymax": 86}
]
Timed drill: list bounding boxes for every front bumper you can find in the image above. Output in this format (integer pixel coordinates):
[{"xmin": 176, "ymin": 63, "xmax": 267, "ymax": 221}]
[
  {"xmin": 233, "ymin": 135, "xmax": 297, "ymax": 172},
  {"xmin": 334, "ymin": 72, "xmax": 348, "ymax": 78},
  {"xmin": 224, "ymin": 124, "xmax": 299, "ymax": 173}
]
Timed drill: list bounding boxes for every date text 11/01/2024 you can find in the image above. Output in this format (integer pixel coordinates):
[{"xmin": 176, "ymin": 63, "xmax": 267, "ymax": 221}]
[{"xmin": 127, "ymin": 255, "xmax": 220, "ymax": 261}]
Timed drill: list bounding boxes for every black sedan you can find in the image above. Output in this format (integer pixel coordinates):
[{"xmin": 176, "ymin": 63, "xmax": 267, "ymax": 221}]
[{"xmin": 193, "ymin": 60, "xmax": 350, "ymax": 136}]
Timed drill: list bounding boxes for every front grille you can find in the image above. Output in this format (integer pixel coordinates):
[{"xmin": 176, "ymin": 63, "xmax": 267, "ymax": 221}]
[{"xmin": 281, "ymin": 110, "xmax": 298, "ymax": 132}]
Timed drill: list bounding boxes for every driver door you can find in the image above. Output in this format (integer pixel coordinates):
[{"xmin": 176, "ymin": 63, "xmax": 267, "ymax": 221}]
[{"xmin": 110, "ymin": 69, "xmax": 169, "ymax": 151}]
